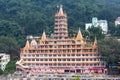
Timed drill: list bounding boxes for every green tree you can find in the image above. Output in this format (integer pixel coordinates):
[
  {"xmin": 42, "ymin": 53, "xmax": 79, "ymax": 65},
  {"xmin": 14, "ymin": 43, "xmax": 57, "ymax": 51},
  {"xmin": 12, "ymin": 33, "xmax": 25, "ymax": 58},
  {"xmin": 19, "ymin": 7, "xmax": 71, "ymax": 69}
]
[
  {"xmin": 74, "ymin": 76, "xmax": 80, "ymax": 80},
  {"xmin": 88, "ymin": 26, "xmax": 105, "ymax": 41},
  {"xmin": 0, "ymin": 20, "xmax": 22, "ymax": 38},
  {"xmin": 98, "ymin": 37, "xmax": 120, "ymax": 64},
  {"xmin": 3, "ymin": 61, "xmax": 16, "ymax": 75},
  {"xmin": 114, "ymin": 25, "xmax": 120, "ymax": 37},
  {"xmin": 0, "ymin": 69, "xmax": 3, "ymax": 75},
  {"xmin": 0, "ymin": 36, "xmax": 20, "ymax": 60}
]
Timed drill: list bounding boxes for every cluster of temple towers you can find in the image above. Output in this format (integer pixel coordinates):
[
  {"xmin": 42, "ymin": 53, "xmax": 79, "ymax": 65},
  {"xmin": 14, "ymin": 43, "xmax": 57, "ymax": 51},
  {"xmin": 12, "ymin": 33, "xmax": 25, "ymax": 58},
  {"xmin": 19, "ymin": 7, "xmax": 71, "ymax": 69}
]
[{"xmin": 16, "ymin": 5, "xmax": 107, "ymax": 74}]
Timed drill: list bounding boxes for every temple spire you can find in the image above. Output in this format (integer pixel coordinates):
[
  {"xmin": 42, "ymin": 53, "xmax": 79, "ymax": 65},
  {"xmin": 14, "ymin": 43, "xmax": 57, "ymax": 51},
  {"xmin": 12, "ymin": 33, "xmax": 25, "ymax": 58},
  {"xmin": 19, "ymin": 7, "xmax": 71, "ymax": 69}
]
[
  {"xmin": 93, "ymin": 36, "xmax": 97, "ymax": 48},
  {"xmin": 76, "ymin": 28, "xmax": 83, "ymax": 41},
  {"xmin": 40, "ymin": 31, "xmax": 46, "ymax": 42},
  {"xmin": 24, "ymin": 40, "xmax": 30, "ymax": 50},
  {"xmin": 58, "ymin": 5, "xmax": 64, "ymax": 16},
  {"xmin": 54, "ymin": 5, "xmax": 68, "ymax": 39}
]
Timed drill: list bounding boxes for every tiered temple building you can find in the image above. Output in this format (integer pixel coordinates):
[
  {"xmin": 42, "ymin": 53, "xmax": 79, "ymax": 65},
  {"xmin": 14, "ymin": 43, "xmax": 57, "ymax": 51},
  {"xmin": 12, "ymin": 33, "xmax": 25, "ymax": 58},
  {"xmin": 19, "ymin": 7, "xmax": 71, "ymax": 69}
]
[{"xmin": 16, "ymin": 6, "xmax": 107, "ymax": 74}]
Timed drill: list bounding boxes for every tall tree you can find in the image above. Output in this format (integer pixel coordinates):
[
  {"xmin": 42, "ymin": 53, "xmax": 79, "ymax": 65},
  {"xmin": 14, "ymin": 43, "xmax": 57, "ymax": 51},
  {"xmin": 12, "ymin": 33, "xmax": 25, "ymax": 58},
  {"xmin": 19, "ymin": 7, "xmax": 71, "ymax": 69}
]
[
  {"xmin": 98, "ymin": 37, "xmax": 120, "ymax": 64},
  {"xmin": 87, "ymin": 26, "xmax": 105, "ymax": 41},
  {"xmin": 0, "ymin": 36, "xmax": 20, "ymax": 60}
]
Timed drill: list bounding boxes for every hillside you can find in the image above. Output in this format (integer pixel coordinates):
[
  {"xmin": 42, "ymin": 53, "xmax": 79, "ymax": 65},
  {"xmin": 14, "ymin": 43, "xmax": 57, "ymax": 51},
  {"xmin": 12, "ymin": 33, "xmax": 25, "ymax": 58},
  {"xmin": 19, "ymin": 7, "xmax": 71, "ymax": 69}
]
[{"xmin": 0, "ymin": 0, "xmax": 120, "ymax": 56}]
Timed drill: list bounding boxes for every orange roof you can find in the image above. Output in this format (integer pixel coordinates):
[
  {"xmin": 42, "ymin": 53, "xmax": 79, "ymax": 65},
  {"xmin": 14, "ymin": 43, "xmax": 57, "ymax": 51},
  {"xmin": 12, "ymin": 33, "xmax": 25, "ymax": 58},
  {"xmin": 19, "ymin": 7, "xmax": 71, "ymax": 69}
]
[
  {"xmin": 93, "ymin": 36, "xmax": 97, "ymax": 49},
  {"xmin": 40, "ymin": 31, "xmax": 46, "ymax": 42},
  {"xmin": 24, "ymin": 40, "xmax": 30, "ymax": 50},
  {"xmin": 76, "ymin": 28, "xmax": 83, "ymax": 41},
  {"xmin": 57, "ymin": 5, "xmax": 65, "ymax": 16}
]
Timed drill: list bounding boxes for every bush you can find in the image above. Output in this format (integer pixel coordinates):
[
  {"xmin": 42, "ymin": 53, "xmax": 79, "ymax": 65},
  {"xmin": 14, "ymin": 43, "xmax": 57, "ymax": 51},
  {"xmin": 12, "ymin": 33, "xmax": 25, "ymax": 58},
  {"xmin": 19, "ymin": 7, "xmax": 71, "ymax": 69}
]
[{"xmin": 3, "ymin": 61, "xmax": 16, "ymax": 75}]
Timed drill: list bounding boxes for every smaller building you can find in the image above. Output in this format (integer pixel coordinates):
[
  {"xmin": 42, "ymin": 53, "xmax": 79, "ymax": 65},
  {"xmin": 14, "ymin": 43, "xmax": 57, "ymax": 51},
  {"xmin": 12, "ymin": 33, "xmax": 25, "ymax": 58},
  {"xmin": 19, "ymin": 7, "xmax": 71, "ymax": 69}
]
[
  {"xmin": 85, "ymin": 17, "xmax": 108, "ymax": 34},
  {"xmin": 0, "ymin": 53, "xmax": 10, "ymax": 71},
  {"xmin": 115, "ymin": 17, "xmax": 120, "ymax": 26}
]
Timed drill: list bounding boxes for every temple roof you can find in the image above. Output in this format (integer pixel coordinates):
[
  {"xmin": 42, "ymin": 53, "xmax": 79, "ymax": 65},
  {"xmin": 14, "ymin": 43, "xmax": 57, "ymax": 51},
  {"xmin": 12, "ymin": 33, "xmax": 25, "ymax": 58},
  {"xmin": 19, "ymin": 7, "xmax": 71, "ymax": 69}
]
[
  {"xmin": 24, "ymin": 40, "xmax": 30, "ymax": 50},
  {"xmin": 93, "ymin": 36, "xmax": 97, "ymax": 48},
  {"xmin": 57, "ymin": 5, "xmax": 65, "ymax": 16},
  {"xmin": 40, "ymin": 31, "xmax": 46, "ymax": 42},
  {"xmin": 76, "ymin": 28, "xmax": 83, "ymax": 41},
  {"xmin": 31, "ymin": 39, "xmax": 37, "ymax": 45}
]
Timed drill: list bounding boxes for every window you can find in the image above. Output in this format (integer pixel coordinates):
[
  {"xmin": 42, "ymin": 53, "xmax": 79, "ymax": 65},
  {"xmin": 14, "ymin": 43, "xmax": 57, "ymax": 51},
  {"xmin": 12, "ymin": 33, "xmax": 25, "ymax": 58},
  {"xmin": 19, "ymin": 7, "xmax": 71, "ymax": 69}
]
[
  {"xmin": 82, "ymin": 59, "xmax": 84, "ymax": 61},
  {"xmin": 86, "ymin": 59, "xmax": 88, "ymax": 61},
  {"xmin": 49, "ymin": 45, "xmax": 53, "ymax": 48},
  {"xmin": 94, "ymin": 58, "xmax": 97, "ymax": 61},
  {"xmin": 44, "ymin": 54, "xmax": 47, "ymax": 57},
  {"xmin": 90, "ymin": 59, "xmax": 92, "ymax": 61},
  {"xmin": 76, "ymin": 54, "xmax": 81, "ymax": 56},
  {"xmin": 49, "ymin": 54, "xmax": 52, "ymax": 56},
  {"xmin": 32, "ymin": 54, "xmax": 35, "ymax": 57},
  {"xmin": 40, "ymin": 59, "xmax": 43, "ymax": 61},
  {"xmin": 36, "ymin": 59, "xmax": 39, "ymax": 61},
  {"xmin": 71, "ymin": 54, "xmax": 75, "ymax": 56},
  {"xmin": 77, "ymin": 59, "xmax": 81, "ymax": 61},
  {"xmin": 24, "ymin": 59, "xmax": 26, "ymax": 61},
  {"xmin": 58, "ymin": 54, "xmax": 61, "ymax": 56},
  {"xmin": 67, "ymin": 45, "xmax": 70, "ymax": 48},
  {"xmin": 45, "ymin": 59, "xmax": 48, "ymax": 61},
  {"xmin": 72, "ymin": 59, "xmax": 75, "ymax": 61},
  {"xmin": 72, "ymin": 50, "xmax": 75, "ymax": 52},
  {"xmin": 53, "ymin": 59, "xmax": 56, "ymax": 61},
  {"xmin": 58, "ymin": 59, "xmax": 61, "ymax": 61},
  {"xmin": 40, "ymin": 54, "xmax": 43, "ymax": 56},
  {"xmin": 28, "ymin": 59, "xmax": 31, "ymax": 61},
  {"xmin": 36, "ymin": 54, "xmax": 39, "ymax": 57},
  {"xmin": 77, "ymin": 49, "xmax": 81, "ymax": 52},
  {"xmin": 53, "ymin": 54, "xmax": 56, "ymax": 57},
  {"xmin": 45, "ymin": 64, "xmax": 48, "ymax": 66},
  {"xmin": 82, "ymin": 54, "xmax": 85, "ymax": 56},
  {"xmin": 54, "ymin": 50, "xmax": 57, "ymax": 53},
  {"xmin": 49, "ymin": 59, "xmax": 52, "ymax": 61},
  {"xmin": 36, "ymin": 64, "xmax": 39, "ymax": 66},
  {"xmin": 28, "ymin": 54, "xmax": 31, "ymax": 57},
  {"xmin": 63, "ymin": 59, "xmax": 66, "ymax": 61},
  {"xmin": 86, "ymin": 54, "xmax": 88, "ymax": 56},
  {"xmin": 63, "ymin": 54, "xmax": 66, "ymax": 56},
  {"xmin": 94, "ymin": 49, "xmax": 97, "ymax": 52},
  {"xmin": 67, "ymin": 54, "xmax": 70, "ymax": 56},
  {"xmin": 90, "ymin": 54, "xmax": 93, "ymax": 56},
  {"xmin": 77, "ymin": 64, "xmax": 81, "ymax": 66},
  {"xmin": 67, "ymin": 59, "xmax": 70, "ymax": 61},
  {"xmin": 32, "ymin": 59, "xmax": 35, "ymax": 61}
]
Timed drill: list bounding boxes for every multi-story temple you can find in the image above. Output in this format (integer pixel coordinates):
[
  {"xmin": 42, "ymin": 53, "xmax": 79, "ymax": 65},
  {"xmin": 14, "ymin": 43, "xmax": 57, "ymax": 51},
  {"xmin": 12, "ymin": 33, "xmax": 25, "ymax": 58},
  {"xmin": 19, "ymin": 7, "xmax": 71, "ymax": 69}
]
[{"xmin": 16, "ymin": 6, "xmax": 107, "ymax": 74}]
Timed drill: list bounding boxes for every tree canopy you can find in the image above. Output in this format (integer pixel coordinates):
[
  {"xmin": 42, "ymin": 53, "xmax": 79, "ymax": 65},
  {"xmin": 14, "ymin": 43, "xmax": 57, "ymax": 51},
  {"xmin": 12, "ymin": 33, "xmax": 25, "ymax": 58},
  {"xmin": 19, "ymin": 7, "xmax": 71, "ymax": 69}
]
[
  {"xmin": 3, "ymin": 61, "xmax": 16, "ymax": 75},
  {"xmin": 98, "ymin": 37, "xmax": 120, "ymax": 64},
  {"xmin": 0, "ymin": 36, "xmax": 20, "ymax": 60},
  {"xmin": 0, "ymin": 0, "xmax": 120, "ymax": 37},
  {"xmin": 74, "ymin": 76, "xmax": 80, "ymax": 80}
]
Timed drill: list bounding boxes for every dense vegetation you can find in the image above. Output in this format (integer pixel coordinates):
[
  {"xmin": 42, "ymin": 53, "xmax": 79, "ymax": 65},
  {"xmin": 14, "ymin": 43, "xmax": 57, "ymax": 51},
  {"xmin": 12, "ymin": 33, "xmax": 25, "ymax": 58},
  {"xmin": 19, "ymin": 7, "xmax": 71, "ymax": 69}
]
[
  {"xmin": 3, "ymin": 61, "xmax": 16, "ymax": 75},
  {"xmin": 98, "ymin": 37, "xmax": 120, "ymax": 64},
  {"xmin": 0, "ymin": 0, "xmax": 120, "ymax": 39},
  {"xmin": 74, "ymin": 76, "xmax": 80, "ymax": 80},
  {"xmin": 0, "ymin": 61, "xmax": 16, "ymax": 75},
  {"xmin": 0, "ymin": 0, "xmax": 120, "ymax": 69}
]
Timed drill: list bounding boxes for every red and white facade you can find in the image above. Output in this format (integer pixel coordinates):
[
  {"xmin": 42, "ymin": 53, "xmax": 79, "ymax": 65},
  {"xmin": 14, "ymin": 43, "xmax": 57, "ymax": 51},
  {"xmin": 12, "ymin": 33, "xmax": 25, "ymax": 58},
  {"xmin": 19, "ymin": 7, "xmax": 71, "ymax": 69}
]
[
  {"xmin": 115, "ymin": 17, "xmax": 120, "ymax": 26},
  {"xmin": 16, "ymin": 6, "xmax": 107, "ymax": 74}
]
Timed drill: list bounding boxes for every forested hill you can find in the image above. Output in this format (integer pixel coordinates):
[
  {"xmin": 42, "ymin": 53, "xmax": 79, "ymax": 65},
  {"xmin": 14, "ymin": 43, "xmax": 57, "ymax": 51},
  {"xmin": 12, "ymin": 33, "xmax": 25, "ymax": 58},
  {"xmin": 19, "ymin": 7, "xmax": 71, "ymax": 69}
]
[{"xmin": 0, "ymin": 0, "xmax": 120, "ymax": 46}]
